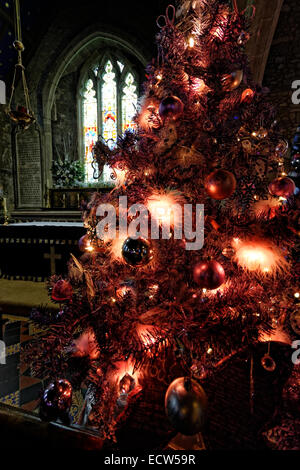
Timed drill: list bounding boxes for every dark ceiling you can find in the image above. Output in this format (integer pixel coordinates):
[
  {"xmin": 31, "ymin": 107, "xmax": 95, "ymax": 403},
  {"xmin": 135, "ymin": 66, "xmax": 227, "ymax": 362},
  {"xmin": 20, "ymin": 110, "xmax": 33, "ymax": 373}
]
[{"xmin": 0, "ymin": 0, "xmax": 172, "ymax": 82}]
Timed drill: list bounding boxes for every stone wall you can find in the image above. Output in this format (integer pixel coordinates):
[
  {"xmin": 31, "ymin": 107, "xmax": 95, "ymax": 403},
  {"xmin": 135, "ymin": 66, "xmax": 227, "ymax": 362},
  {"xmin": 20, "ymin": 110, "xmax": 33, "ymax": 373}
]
[
  {"xmin": 263, "ymin": 0, "xmax": 300, "ymax": 142},
  {"xmin": 52, "ymin": 72, "xmax": 79, "ymax": 163}
]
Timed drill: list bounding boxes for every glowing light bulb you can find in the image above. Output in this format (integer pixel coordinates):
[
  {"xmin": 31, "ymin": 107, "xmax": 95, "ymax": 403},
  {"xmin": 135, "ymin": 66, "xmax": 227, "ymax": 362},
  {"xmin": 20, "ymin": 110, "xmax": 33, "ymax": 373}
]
[
  {"xmin": 147, "ymin": 190, "xmax": 185, "ymax": 228},
  {"xmin": 188, "ymin": 36, "xmax": 195, "ymax": 48},
  {"xmin": 86, "ymin": 242, "xmax": 94, "ymax": 252},
  {"xmin": 207, "ymin": 347, "xmax": 213, "ymax": 355},
  {"xmin": 295, "ymin": 292, "xmax": 300, "ymax": 299},
  {"xmin": 232, "ymin": 238, "xmax": 287, "ymax": 275}
]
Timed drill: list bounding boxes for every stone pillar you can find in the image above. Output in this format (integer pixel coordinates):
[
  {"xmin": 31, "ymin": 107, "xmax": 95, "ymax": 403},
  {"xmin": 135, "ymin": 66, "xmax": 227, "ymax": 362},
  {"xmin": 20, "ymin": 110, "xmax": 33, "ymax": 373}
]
[{"xmin": 245, "ymin": 0, "xmax": 284, "ymax": 84}]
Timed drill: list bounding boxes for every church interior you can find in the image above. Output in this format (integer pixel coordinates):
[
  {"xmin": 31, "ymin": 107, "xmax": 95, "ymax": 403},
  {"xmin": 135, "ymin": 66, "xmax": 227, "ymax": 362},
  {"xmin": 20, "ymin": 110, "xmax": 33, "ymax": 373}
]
[{"xmin": 0, "ymin": 0, "xmax": 299, "ymax": 452}]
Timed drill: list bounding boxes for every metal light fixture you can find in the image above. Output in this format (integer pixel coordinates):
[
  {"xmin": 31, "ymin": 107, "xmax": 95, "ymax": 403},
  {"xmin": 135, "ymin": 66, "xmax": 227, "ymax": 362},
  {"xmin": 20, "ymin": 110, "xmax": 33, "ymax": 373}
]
[{"xmin": 6, "ymin": 0, "xmax": 35, "ymax": 130}]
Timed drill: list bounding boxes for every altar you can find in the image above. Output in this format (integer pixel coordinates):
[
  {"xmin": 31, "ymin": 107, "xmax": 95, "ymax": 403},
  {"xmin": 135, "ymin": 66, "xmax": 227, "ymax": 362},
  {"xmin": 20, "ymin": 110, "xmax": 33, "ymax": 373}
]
[{"xmin": 0, "ymin": 222, "xmax": 86, "ymax": 281}]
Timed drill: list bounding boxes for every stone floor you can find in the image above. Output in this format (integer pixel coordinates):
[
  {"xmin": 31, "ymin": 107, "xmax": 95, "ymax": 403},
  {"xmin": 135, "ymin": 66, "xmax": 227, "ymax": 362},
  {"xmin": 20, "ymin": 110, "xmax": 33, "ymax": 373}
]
[{"xmin": 0, "ymin": 317, "xmax": 83, "ymax": 422}]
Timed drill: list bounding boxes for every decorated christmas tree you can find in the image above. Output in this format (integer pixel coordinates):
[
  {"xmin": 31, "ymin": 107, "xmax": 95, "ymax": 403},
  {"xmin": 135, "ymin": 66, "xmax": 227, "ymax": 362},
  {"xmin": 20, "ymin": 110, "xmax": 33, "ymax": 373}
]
[{"xmin": 26, "ymin": 0, "xmax": 299, "ymax": 450}]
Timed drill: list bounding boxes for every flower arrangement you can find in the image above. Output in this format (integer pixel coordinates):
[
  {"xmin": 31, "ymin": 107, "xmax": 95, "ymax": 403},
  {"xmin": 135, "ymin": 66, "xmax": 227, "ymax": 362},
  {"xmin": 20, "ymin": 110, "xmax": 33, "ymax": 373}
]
[{"xmin": 52, "ymin": 158, "xmax": 85, "ymax": 188}]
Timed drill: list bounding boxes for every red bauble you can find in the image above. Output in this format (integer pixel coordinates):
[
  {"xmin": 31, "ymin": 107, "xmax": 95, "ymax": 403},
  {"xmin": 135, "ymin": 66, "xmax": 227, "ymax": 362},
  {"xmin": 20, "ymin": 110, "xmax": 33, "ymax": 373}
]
[
  {"xmin": 268, "ymin": 177, "xmax": 296, "ymax": 198},
  {"xmin": 205, "ymin": 169, "xmax": 237, "ymax": 200},
  {"xmin": 52, "ymin": 280, "xmax": 73, "ymax": 302},
  {"xmin": 193, "ymin": 260, "xmax": 226, "ymax": 290},
  {"xmin": 159, "ymin": 96, "xmax": 184, "ymax": 121}
]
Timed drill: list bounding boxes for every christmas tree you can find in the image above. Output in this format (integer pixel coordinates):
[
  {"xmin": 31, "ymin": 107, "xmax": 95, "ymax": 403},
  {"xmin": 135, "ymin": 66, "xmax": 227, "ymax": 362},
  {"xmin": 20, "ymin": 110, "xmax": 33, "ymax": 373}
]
[{"xmin": 27, "ymin": 0, "xmax": 299, "ymax": 449}]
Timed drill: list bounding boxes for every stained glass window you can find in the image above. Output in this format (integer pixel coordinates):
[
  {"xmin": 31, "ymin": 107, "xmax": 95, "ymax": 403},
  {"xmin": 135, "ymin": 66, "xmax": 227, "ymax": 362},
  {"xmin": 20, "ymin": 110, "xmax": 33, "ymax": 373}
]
[
  {"xmin": 122, "ymin": 73, "xmax": 138, "ymax": 134},
  {"xmin": 82, "ymin": 56, "xmax": 138, "ymax": 184},
  {"xmin": 102, "ymin": 61, "xmax": 117, "ymax": 148},
  {"xmin": 83, "ymin": 79, "xmax": 97, "ymax": 183}
]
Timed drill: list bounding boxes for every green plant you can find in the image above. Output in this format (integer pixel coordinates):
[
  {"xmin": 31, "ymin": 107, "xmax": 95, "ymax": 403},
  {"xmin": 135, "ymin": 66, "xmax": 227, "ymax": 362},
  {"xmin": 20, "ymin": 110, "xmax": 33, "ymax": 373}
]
[{"xmin": 52, "ymin": 159, "xmax": 85, "ymax": 188}]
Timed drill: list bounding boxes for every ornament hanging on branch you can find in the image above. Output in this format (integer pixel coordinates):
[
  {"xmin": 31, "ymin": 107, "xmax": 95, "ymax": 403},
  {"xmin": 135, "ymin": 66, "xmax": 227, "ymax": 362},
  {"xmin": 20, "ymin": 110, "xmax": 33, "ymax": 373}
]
[
  {"xmin": 40, "ymin": 379, "xmax": 72, "ymax": 423},
  {"xmin": 261, "ymin": 343, "xmax": 276, "ymax": 372},
  {"xmin": 159, "ymin": 96, "xmax": 184, "ymax": 121},
  {"xmin": 222, "ymin": 246, "xmax": 236, "ymax": 259},
  {"xmin": 51, "ymin": 280, "xmax": 73, "ymax": 302},
  {"xmin": 205, "ymin": 169, "xmax": 237, "ymax": 200},
  {"xmin": 122, "ymin": 237, "xmax": 153, "ymax": 267},
  {"xmin": 221, "ymin": 70, "xmax": 243, "ymax": 92},
  {"xmin": 165, "ymin": 377, "xmax": 208, "ymax": 436},
  {"xmin": 193, "ymin": 260, "xmax": 226, "ymax": 290},
  {"xmin": 268, "ymin": 177, "xmax": 295, "ymax": 198},
  {"xmin": 116, "ymin": 280, "xmax": 137, "ymax": 302},
  {"xmin": 275, "ymin": 139, "xmax": 289, "ymax": 157}
]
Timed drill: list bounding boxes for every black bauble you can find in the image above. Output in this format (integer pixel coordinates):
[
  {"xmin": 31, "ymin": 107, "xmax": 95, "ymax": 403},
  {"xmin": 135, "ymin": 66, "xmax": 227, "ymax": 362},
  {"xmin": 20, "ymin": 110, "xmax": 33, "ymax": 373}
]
[
  {"xmin": 40, "ymin": 379, "xmax": 72, "ymax": 422},
  {"xmin": 159, "ymin": 96, "xmax": 184, "ymax": 121},
  {"xmin": 165, "ymin": 377, "xmax": 208, "ymax": 436},
  {"xmin": 122, "ymin": 237, "xmax": 153, "ymax": 267}
]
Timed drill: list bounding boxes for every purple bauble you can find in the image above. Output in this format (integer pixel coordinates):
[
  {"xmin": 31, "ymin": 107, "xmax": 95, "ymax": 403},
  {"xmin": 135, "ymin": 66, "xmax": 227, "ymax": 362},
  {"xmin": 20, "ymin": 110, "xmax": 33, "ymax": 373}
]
[
  {"xmin": 193, "ymin": 260, "xmax": 226, "ymax": 290},
  {"xmin": 268, "ymin": 177, "xmax": 296, "ymax": 198},
  {"xmin": 40, "ymin": 379, "xmax": 72, "ymax": 422},
  {"xmin": 159, "ymin": 96, "xmax": 184, "ymax": 121}
]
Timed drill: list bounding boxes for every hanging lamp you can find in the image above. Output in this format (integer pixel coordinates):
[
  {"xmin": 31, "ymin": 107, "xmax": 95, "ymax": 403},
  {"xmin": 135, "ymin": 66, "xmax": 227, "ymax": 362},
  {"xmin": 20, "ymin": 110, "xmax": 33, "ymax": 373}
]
[{"xmin": 6, "ymin": 0, "xmax": 35, "ymax": 130}]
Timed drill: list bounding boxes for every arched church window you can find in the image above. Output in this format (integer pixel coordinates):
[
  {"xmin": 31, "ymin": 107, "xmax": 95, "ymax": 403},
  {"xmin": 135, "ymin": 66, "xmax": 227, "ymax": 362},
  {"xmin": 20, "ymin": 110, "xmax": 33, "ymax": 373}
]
[{"xmin": 82, "ymin": 56, "xmax": 138, "ymax": 184}]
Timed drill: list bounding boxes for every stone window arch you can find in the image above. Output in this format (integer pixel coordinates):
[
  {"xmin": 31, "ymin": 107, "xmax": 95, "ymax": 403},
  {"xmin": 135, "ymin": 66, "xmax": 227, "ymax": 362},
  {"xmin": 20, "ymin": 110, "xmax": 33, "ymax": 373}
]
[{"xmin": 79, "ymin": 51, "xmax": 139, "ymax": 184}]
